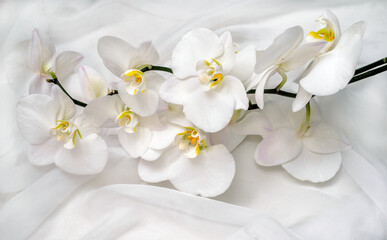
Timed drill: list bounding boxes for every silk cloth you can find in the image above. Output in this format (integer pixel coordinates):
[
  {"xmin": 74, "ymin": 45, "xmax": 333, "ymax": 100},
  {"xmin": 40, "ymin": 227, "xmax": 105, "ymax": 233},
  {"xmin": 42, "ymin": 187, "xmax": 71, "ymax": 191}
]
[{"xmin": 0, "ymin": 0, "xmax": 386, "ymax": 239}]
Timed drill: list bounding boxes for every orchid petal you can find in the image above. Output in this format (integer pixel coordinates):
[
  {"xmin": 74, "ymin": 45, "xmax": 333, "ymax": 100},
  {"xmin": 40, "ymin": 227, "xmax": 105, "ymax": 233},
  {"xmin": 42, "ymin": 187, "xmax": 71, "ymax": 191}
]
[
  {"xmin": 254, "ymin": 66, "xmax": 277, "ymax": 109},
  {"xmin": 230, "ymin": 111, "xmax": 272, "ymax": 136},
  {"xmin": 169, "ymin": 144, "xmax": 235, "ymax": 197},
  {"xmin": 117, "ymin": 81, "xmax": 158, "ymax": 117},
  {"xmin": 134, "ymin": 41, "xmax": 160, "ymax": 66},
  {"xmin": 138, "ymin": 147, "xmax": 182, "ymax": 182},
  {"xmin": 171, "ymin": 28, "xmax": 224, "ymax": 79},
  {"xmin": 84, "ymin": 95, "xmax": 124, "ymax": 127},
  {"xmin": 229, "ymin": 45, "xmax": 256, "ymax": 83},
  {"xmin": 118, "ymin": 127, "xmax": 152, "ymax": 158},
  {"xmin": 323, "ymin": 9, "xmax": 342, "ymax": 46},
  {"xmin": 28, "ymin": 138, "xmax": 60, "ymax": 166},
  {"xmin": 281, "ymin": 42, "xmax": 326, "ymax": 72},
  {"xmin": 282, "ymin": 147, "xmax": 341, "ymax": 182},
  {"xmin": 97, "ymin": 36, "xmax": 137, "ymax": 77},
  {"xmin": 300, "ymin": 21, "xmax": 366, "ymax": 96},
  {"xmin": 255, "ymin": 26, "xmax": 303, "ymax": 73},
  {"xmin": 218, "ymin": 75, "xmax": 249, "ymax": 110},
  {"xmin": 303, "ymin": 123, "xmax": 351, "ymax": 154},
  {"xmin": 149, "ymin": 123, "xmax": 183, "ymax": 150},
  {"xmin": 182, "ymin": 84, "xmax": 235, "ymax": 133},
  {"xmin": 16, "ymin": 94, "xmax": 60, "ymax": 144},
  {"xmin": 209, "ymin": 127, "xmax": 245, "ymax": 152},
  {"xmin": 218, "ymin": 31, "xmax": 235, "ymax": 73},
  {"xmin": 55, "ymin": 51, "xmax": 83, "ymax": 80},
  {"xmin": 159, "ymin": 77, "xmax": 200, "ymax": 105},
  {"xmin": 292, "ymin": 86, "xmax": 313, "ymax": 112},
  {"xmin": 79, "ymin": 65, "xmax": 108, "ymax": 100},
  {"xmin": 255, "ymin": 127, "xmax": 302, "ymax": 166},
  {"xmin": 30, "ymin": 29, "xmax": 55, "ymax": 72},
  {"xmin": 141, "ymin": 148, "xmax": 165, "ymax": 162},
  {"xmin": 55, "ymin": 133, "xmax": 108, "ymax": 175},
  {"xmin": 6, "ymin": 40, "xmax": 38, "ymax": 95}
]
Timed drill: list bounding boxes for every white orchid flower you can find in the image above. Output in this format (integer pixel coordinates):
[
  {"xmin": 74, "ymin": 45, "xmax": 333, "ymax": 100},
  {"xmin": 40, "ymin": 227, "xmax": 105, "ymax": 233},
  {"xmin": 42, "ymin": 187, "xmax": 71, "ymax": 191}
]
[
  {"xmin": 97, "ymin": 36, "xmax": 164, "ymax": 116},
  {"xmin": 252, "ymin": 26, "xmax": 326, "ymax": 109},
  {"xmin": 84, "ymin": 95, "xmax": 164, "ymax": 158},
  {"xmin": 6, "ymin": 29, "xmax": 83, "ymax": 95},
  {"xmin": 292, "ymin": 10, "xmax": 366, "ymax": 112},
  {"xmin": 255, "ymin": 98, "xmax": 351, "ymax": 182},
  {"xmin": 209, "ymin": 110, "xmax": 271, "ymax": 152},
  {"xmin": 160, "ymin": 28, "xmax": 254, "ymax": 133},
  {"xmin": 79, "ymin": 65, "xmax": 109, "ymax": 101},
  {"xmin": 138, "ymin": 104, "xmax": 235, "ymax": 197},
  {"xmin": 16, "ymin": 86, "xmax": 108, "ymax": 175}
]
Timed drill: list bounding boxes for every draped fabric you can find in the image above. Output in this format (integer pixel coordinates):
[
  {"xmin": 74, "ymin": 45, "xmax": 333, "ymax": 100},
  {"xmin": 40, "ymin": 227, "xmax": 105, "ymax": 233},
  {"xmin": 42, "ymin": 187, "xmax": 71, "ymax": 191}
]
[{"xmin": 0, "ymin": 0, "xmax": 386, "ymax": 239}]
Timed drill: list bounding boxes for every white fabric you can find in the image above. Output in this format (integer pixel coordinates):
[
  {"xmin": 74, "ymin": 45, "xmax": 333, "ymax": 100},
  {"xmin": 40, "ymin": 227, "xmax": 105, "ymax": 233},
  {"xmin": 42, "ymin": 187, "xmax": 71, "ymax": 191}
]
[{"xmin": 0, "ymin": 0, "xmax": 386, "ymax": 239}]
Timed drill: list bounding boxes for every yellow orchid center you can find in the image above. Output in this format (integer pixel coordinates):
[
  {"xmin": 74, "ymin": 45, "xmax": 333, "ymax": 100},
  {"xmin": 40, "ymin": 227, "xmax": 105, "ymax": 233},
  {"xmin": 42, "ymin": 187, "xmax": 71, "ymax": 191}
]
[
  {"xmin": 116, "ymin": 110, "xmax": 139, "ymax": 133},
  {"xmin": 121, "ymin": 69, "xmax": 146, "ymax": 95},
  {"xmin": 175, "ymin": 127, "xmax": 206, "ymax": 158},
  {"xmin": 197, "ymin": 58, "xmax": 224, "ymax": 91},
  {"xmin": 308, "ymin": 17, "xmax": 335, "ymax": 42},
  {"xmin": 50, "ymin": 120, "xmax": 82, "ymax": 149}
]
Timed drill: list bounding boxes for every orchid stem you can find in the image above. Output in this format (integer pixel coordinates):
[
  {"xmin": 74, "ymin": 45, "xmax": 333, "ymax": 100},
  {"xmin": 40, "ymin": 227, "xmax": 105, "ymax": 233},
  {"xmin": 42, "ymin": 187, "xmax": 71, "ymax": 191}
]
[
  {"xmin": 354, "ymin": 57, "xmax": 387, "ymax": 76},
  {"xmin": 47, "ymin": 72, "xmax": 87, "ymax": 107},
  {"xmin": 140, "ymin": 65, "xmax": 173, "ymax": 74}
]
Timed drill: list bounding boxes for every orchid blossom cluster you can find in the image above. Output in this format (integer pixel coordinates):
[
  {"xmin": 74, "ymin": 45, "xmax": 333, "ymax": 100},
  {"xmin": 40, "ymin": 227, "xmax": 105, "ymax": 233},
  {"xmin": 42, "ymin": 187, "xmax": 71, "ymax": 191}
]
[{"xmin": 8, "ymin": 10, "xmax": 370, "ymax": 197}]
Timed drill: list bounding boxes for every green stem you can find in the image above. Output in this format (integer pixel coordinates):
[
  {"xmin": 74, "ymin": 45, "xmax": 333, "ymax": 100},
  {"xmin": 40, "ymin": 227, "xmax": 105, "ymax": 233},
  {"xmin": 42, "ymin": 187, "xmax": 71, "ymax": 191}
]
[
  {"xmin": 140, "ymin": 65, "xmax": 173, "ymax": 74},
  {"xmin": 48, "ymin": 72, "xmax": 87, "ymax": 107},
  {"xmin": 275, "ymin": 69, "xmax": 287, "ymax": 91}
]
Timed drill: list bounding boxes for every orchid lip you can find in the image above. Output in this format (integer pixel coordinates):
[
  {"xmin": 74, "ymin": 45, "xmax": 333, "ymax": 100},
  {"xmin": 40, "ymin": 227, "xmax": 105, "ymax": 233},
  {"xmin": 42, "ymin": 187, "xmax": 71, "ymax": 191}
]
[
  {"xmin": 116, "ymin": 109, "xmax": 139, "ymax": 133},
  {"xmin": 50, "ymin": 120, "xmax": 82, "ymax": 149},
  {"xmin": 197, "ymin": 59, "xmax": 224, "ymax": 91},
  {"xmin": 121, "ymin": 69, "xmax": 146, "ymax": 95},
  {"xmin": 175, "ymin": 127, "xmax": 207, "ymax": 158}
]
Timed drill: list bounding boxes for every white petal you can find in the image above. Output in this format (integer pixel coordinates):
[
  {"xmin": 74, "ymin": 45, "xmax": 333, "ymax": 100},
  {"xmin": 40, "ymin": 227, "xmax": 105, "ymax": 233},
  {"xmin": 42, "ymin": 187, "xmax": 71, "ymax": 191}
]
[
  {"xmin": 55, "ymin": 51, "xmax": 83, "ymax": 80},
  {"xmin": 6, "ymin": 40, "xmax": 39, "ymax": 95},
  {"xmin": 97, "ymin": 36, "xmax": 137, "ymax": 77},
  {"xmin": 134, "ymin": 41, "xmax": 160, "ymax": 66},
  {"xmin": 55, "ymin": 133, "xmax": 108, "ymax": 175},
  {"xmin": 303, "ymin": 123, "xmax": 351, "ymax": 154},
  {"xmin": 139, "ymin": 114, "xmax": 165, "ymax": 131},
  {"xmin": 281, "ymin": 42, "xmax": 327, "ymax": 72},
  {"xmin": 28, "ymin": 138, "xmax": 60, "ymax": 166},
  {"xmin": 282, "ymin": 147, "xmax": 341, "ymax": 182},
  {"xmin": 255, "ymin": 127, "xmax": 303, "ymax": 166},
  {"xmin": 292, "ymin": 86, "xmax": 313, "ymax": 112},
  {"xmin": 182, "ymin": 85, "xmax": 235, "ymax": 133},
  {"xmin": 30, "ymin": 29, "xmax": 55, "ymax": 72},
  {"xmin": 141, "ymin": 148, "xmax": 165, "ymax": 161},
  {"xmin": 230, "ymin": 111, "xmax": 272, "ymax": 136},
  {"xmin": 159, "ymin": 77, "xmax": 200, "ymax": 105},
  {"xmin": 169, "ymin": 144, "xmax": 235, "ymax": 197},
  {"xmin": 323, "ymin": 9, "xmax": 341, "ymax": 45},
  {"xmin": 149, "ymin": 123, "xmax": 183, "ymax": 150},
  {"xmin": 165, "ymin": 106, "xmax": 193, "ymax": 127},
  {"xmin": 138, "ymin": 147, "xmax": 182, "ymax": 182},
  {"xmin": 79, "ymin": 65, "xmax": 108, "ymax": 100},
  {"xmin": 255, "ymin": 26, "xmax": 303, "ymax": 73},
  {"xmin": 16, "ymin": 94, "xmax": 60, "ymax": 144},
  {"xmin": 171, "ymin": 28, "xmax": 224, "ymax": 79},
  {"xmin": 50, "ymin": 85, "xmax": 77, "ymax": 120},
  {"xmin": 209, "ymin": 127, "xmax": 245, "ymax": 152},
  {"xmin": 218, "ymin": 75, "xmax": 249, "ymax": 110},
  {"xmin": 228, "ymin": 45, "xmax": 256, "ymax": 82},
  {"xmin": 300, "ymin": 21, "xmax": 366, "ymax": 96},
  {"xmin": 118, "ymin": 127, "xmax": 152, "ymax": 158},
  {"xmin": 218, "ymin": 31, "xmax": 235, "ymax": 73},
  {"xmin": 254, "ymin": 66, "xmax": 277, "ymax": 109},
  {"xmin": 84, "ymin": 95, "xmax": 124, "ymax": 127},
  {"xmin": 117, "ymin": 81, "xmax": 158, "ymax": 117}
]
